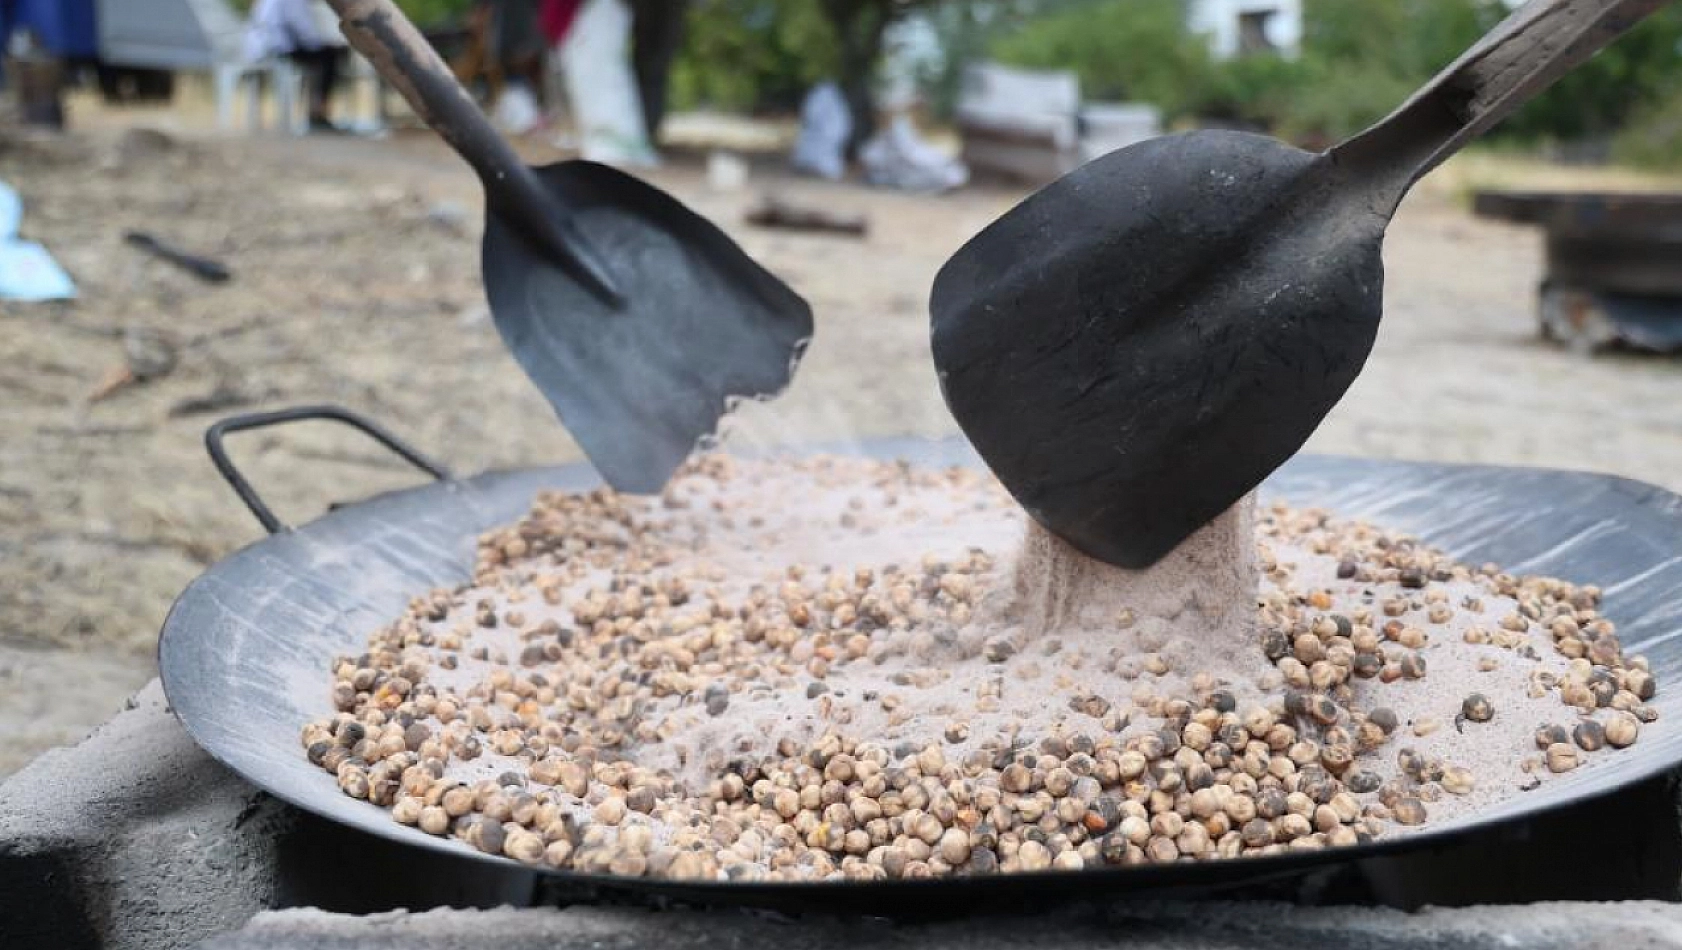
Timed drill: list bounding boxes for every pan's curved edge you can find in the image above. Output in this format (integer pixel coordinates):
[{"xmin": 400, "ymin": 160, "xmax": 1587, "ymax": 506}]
[
  {"xmin": 157, "ymin": 446, "xmax": 1682, "ymax": 907},
  {"xmin": 157, "ymin": 467, "xmax": 581, "ymax": 874}
]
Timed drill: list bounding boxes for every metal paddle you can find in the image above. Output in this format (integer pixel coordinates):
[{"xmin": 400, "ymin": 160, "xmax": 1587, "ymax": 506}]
[
  {"xmin": 931, "ymin": 0, "xmax": 1666, "ymax": 569},
  {"xmin": 326, "ymin": 0, "xmax": 812, "ymax": 493}
]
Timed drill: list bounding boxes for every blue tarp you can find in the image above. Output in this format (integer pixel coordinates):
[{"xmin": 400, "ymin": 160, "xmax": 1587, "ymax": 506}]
[
  {"xmin": 0, "ymin": 180, "xmax": 77, "ymax": 302},
  {"xmin": 0, "ymin": 0, "xmax": 99, "ymax": 59}
]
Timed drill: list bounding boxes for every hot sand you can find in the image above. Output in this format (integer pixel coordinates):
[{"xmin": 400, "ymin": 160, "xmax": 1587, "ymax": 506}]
[{"xmin": 301, "ymin": 454, "xmax": 1657, "ymax": 877}]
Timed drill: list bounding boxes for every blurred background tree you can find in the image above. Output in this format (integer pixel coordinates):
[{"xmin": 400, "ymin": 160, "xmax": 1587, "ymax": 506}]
[
  {"xmin": 248, "ymin": 0, "xmax": 1681, "ymax": 168},
  {"xmin": 988, "ymin": 0, "xmax": 1682, "ymax": 160},
  {"xmin": 671, "ymin": 0, "xmax": 944, "ymax": 153},
  {"xmin": 1616, "ymin": 92, "xmax": 1682, "ymax": 170},
  {"xmin": 393, "ymin": 0, "xmax": 475, "ymax": 22},
  {"xmin": 822, "ymin": 0, "xmax": 935, "ymax": 152},
  {"xmin": 1266, "ymin": 0, "xmax": 1493, "ymax": 143},
  {"xmin": 229, "ymin": 1, "xmax": 473, "ymax": 25},
  {"xmin": 670, "ymin": 0, "xmax": 836, "ymax": 115},
  {"xmin": 990, "ymin": 0, "xmax": 1222, "ymax": 121},
  {"xmin": 915, "ymin": 0, "xmax": 1052, "ymax": 119},
  {"xmin": 1503, "ymin": 4, "xmax": 1682, "ymax": 145},
  {"xmin": 231, "ymin": 0, "xmax": 473, "ymax": 15}
]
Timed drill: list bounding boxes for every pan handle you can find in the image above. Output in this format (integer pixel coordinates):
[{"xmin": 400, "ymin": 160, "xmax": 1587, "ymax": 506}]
[{"xmin": 204, "ymin": 405, "xmax": 451, "ymax": 535}]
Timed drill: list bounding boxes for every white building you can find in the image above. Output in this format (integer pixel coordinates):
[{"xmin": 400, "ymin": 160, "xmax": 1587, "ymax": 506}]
[{"xmin": 1186, "ymin": 0, "xmax": 1303, "ymax": 59}]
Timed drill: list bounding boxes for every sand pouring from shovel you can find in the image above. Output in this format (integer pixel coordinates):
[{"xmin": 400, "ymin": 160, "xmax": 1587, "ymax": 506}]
[
  {"xmin": 324, "ymin": 0, "xmax": 812, "ymax": 493},
  {"xmin": 932, "ymin": 0, "xmax": 1668, "ymax": 569}
]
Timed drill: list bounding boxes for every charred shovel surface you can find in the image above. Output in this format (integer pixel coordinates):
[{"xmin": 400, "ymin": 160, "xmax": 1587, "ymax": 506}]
[
  {"xmin": 485, "ymin": 161, "xmax": 812, "ymax": 493},
  {"xmin": 932, "ymin": 131, "xmax": 1391, "ymax": 568}
]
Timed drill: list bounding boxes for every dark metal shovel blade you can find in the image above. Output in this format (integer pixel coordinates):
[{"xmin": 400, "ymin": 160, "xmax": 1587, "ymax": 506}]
[
  {"xmin": 931, "ymin": 131, "xmax": 1389, "ymax": 568},
  {"xmin": 484, "ymin": 160, "xmax": 813, "ymax": 494}
]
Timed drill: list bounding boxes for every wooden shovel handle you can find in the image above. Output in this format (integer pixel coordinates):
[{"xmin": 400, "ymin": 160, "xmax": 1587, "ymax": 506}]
[
  {"xmin": 1337, "ymin": 0, "xmax": 1668, "ymax": 187},
  {"xmin": 322, "ymin": 0, "xmax": 527, "ymax": 185},
  {"xmin": 320, "ymin": 0, "xmax": 623, "ymax": 303}
]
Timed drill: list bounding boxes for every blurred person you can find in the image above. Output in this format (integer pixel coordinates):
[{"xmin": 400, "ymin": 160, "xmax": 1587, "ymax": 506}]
[
  {"xmin": 492, "ymin": 0, "xmax": 548, "ymax": 91},
  {"xmin": 244, "ymin": 0, "xmax": 345, "ymax": 132},
  {"xmin": 492, "ymin": 0, "xmax": 548, "ymax": 133},
  {"xmin": 543, "ymin": 0, "xmax": 656, "ymax": 165},
  {"xmin": 538, "ymin": 0, "xmax": 584, "ymax": 51},
  {"xmin": 455, "ymin": 0, "xmax": 547, "ymax": 133}
]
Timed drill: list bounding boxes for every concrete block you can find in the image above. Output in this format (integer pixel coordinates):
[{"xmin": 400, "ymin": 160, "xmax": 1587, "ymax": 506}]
[
  {"xmin": 7, "ymin": 680, "xmax": 1681, "ymax": 950},
  {"xmin": 0, "ymin": 680, "xmax": 536, "ymax": 950},
  {"xmin": 201, "ymin": 901, "xmax": 1682, "ymax": 950},
  {"xmin": 1, "ymin": 679, "xmax": 289, "ymax": 950}
]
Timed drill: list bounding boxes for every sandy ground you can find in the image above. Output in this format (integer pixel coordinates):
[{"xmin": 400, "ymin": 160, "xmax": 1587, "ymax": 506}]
[{"xmin": 2, "ymin": 111, "xmax": 1680, "ymax": 777}]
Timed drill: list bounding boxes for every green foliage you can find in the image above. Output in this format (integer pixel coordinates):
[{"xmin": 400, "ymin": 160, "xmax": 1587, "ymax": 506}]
[
  {"xmin": 227, "ymin": 0, "xmax": 469, "ymax": 25},
  {"xmin": 1194, "ymin": 48, "xmax": 1313, "ymax": 126},
  {"xmin": 1300, "ymin": 0, "xmax": 1682, "ymax": 144},
  {"xmin": 990, "ymin": 0, "xmax": 1221, "ymax": 121},
  {"xmin": 915, "ymin": 2, "xmax": 1054, "ymax": 119},
  {"xmin": 1270, "ymin": 0, "xmax": 1493, "ymax": 140},
  {"xmin": 1298, "ymin": 0, "xmax": 1491, "ymax": 79},
  {"xmin": 670, "ymin": 0, "xmax": 839, "ymax": 112},
  {"xmin": 1613, "ymin": 89, "xmax": 1682, "ymax": 170},
  {"xmin": 916, "ymin": 4, "xmax": 1004, "ymax": 118},
  {"xmin": 987, "ymin": 0, "xmax": 1495, "ymax": 137},
  {"xmin": 1503, "ymin": 5, "xmax": 1682, "ymax": 142},
  {"xmin": 233, "ymin": 0, "xmax": 1682, "ymax": 154},
  {"xmin": 983, "ymin": 0, "xmax": 1682, "ymax": 150},
  {"xmin": 394, "ymin": 0, "xmax": 476, "ymax": 26}
]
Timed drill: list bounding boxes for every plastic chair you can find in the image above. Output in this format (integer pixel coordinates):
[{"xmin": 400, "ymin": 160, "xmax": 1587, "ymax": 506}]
[
  {"xmin": 93, "ymin": 0, "xmax": 383, "ymax": 136},
  {"xmin": 213, "ymin": 56, "xmax": 306, "ymax": 134}
]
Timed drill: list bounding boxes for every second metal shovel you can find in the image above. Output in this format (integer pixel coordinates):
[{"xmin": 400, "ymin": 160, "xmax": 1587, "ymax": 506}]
[{"xmin": 327, "ymin": 0, "xmax": 813, "ymax": 493}]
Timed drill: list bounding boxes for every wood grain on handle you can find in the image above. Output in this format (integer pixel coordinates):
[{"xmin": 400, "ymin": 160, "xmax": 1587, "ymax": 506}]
[
  {"xmin": 1337, "ymin": 0, "xmax": 1667, "ymax": 187},
  {"xmin": 321, "ymin": 0, "xmax": 531, "ymax": 193},
  {"xmin": 1431, "ymin": 0, "xmax": 1663, "ymax": 156},
  {"xmin": 322, "ymin": 0, "xmax": 457, "ymax": 128},
  {"xmin": 318, "ymin": 0, "xmax": 624, "ymax": 302}
]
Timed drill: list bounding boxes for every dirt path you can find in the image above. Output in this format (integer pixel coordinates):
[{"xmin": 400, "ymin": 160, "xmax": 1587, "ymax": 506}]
[{"xmin": 1, "ymin": 124, "xmax": 1678, "ymax": 775}]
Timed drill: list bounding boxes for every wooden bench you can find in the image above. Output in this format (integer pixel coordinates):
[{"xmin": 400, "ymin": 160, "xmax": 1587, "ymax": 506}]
[{"xmin": 1474, "ymin": 190, "xmax": 1682, "ymax": 352}]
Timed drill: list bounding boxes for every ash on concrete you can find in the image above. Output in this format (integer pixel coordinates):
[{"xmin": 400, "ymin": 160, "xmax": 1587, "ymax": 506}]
[{"xmin": 201, "ymin": 902, "xmax": 1682, "ymax": 950}]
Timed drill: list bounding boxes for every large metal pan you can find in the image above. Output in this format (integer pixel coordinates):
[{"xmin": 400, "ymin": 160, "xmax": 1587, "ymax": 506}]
[{"xmin": 160, "ymin": 406, "xmax": 1682, "ymax": 916}]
